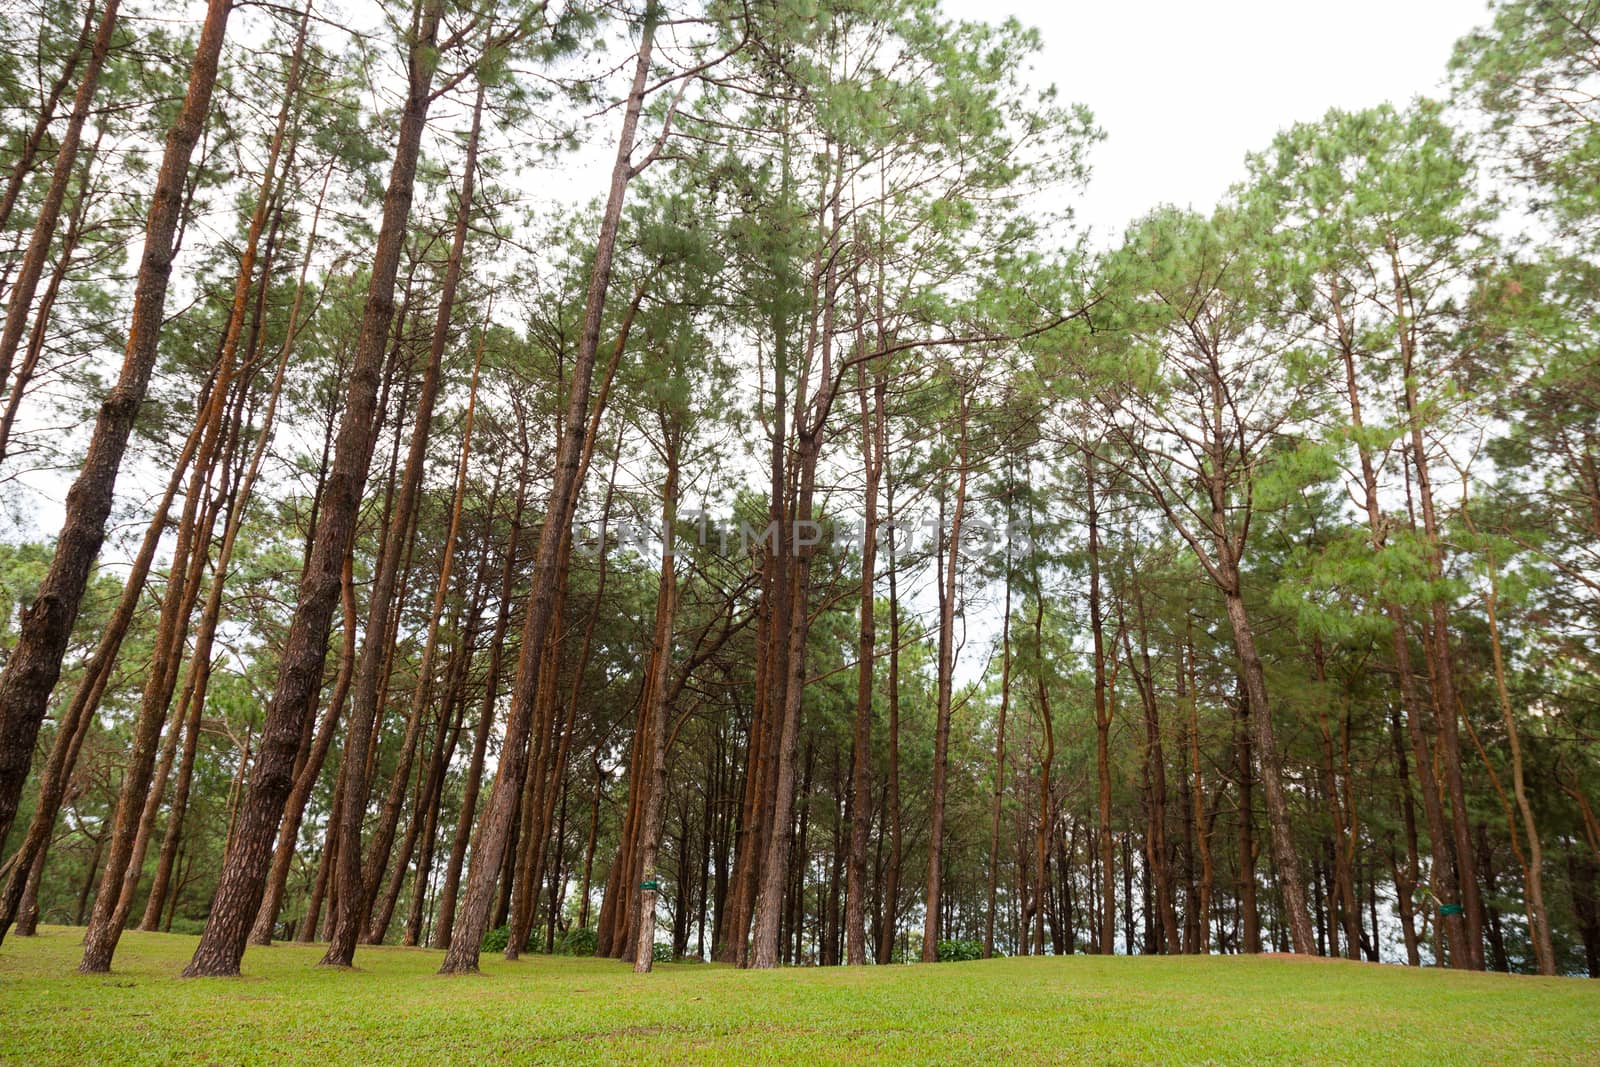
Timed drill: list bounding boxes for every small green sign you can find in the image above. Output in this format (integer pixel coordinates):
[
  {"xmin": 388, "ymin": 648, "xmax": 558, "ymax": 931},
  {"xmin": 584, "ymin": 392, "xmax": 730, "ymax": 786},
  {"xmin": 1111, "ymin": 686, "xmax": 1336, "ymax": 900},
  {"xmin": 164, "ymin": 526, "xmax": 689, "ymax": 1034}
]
[
  {"xmin": 1439, "ymin": 903, "xmax": 1464, "ymax": 916},
  {"xmin": 640, "ymin": 880, "xmax": 660, "ymax": 891}
]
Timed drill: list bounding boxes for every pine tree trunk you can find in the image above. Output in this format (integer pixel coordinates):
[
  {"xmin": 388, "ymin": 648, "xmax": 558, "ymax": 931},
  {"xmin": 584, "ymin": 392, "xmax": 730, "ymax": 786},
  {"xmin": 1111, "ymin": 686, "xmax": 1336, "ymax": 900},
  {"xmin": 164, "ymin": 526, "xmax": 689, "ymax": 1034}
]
[
  {"xmin": 0, "ymin": 0, "xmax": 120, "ymax": 412},
  {"xmin": 1331, "ymin": 276, "xmax": 1470, "ymax": 967},
  {"xmin": 237, "ymin": 169, "xmax": 343, "ymax": 946},
  {"xmin": 749, "ymin": 227, "xmax": 843, "ymax": 968},
  {"xmin": 1388, "ymin": 240, "xmax": 1483, "ymax": 969},
  {"xmin": 340, "ymin": 75, "xmax": 489, "ymax": 962},
  {"xmin": 439, "ymin": 14, "xmax": 658, "ymax": 975},
  {"xmin": 577, "ymin": 762, "xmax": 604, "ymax": 930},
  {"xmin": 0, "ymin": 129, "xmax": 100, "ymax": 465},
  {"xmin": 1479, "ymin": 542, "xmax": 1555, "ymax": 973},
  {"xmin": 922, "ymin": 390, "xmax": 969, "ymax": 962},
  {"xmin": 140, "ymin": 673, "xmax": 204, "ymax": 931},
  {"xmin": 633, "ymin": 443, "xmax": 679, "ymax": 973},
  {"xmin": 1237, "ymin": 704, "xmax": 1260, "ymax": 954},
  {"xmin": 184, "ymin": 0, "xmax": 445, "ymax": 979},
  {"xmin": 1086, "ymin": 450, "xmax": 1115, "ymax": 955},
  {"xmin": 983, "ymin": 518, "xmax": 1012, "ymax": 959},
  {"xmin": 251, "ymin": 553, "xmax": 355, "ymax": 946},
  {"xmin": 0, "ymin": 0, "xmax": 230, "ymax": 855},
  {"xmin": 1033, "ymin": 583, "xmax": 1054, "ymax": 957},
  {"xmin": 0, "ymin": 385, "xmax": 212, "ymax": 943},
  {"xmin": 1122, "ymin": 588, "xmax": 1181, "ymax": 954},
  {"xmin": 0, "ymin": 1, "xmax": 94, "ymax": 238},
  {"xmin": 876, "ymin": 469, "xmax": 903, "ymax": 966},
  {"xmin": 433, "ymin": 472, "xmax": 523, "ymax": 950},
  {"xmin": 80, "ymin": 415, "xmax": 223, "ymax": 972},
  {"xmin": 845, "ymin": 368, "xmax": 881, "ymax": 965},
  {"xmin": 80, "ymin": 8, "xmax": 304, "ymax": 972},
  {"xmin": 1388, "ymin": 711, "xmax": 1423, "ymax": 966}
]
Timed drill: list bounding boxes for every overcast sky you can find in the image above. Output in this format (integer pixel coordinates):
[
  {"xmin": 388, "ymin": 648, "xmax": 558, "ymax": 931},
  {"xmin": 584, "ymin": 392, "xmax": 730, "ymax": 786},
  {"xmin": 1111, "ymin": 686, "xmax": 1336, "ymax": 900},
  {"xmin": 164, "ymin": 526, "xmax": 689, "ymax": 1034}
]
[{"xmin": 940, "ymin": 0, "xmax": 1495, "ymax": 242}]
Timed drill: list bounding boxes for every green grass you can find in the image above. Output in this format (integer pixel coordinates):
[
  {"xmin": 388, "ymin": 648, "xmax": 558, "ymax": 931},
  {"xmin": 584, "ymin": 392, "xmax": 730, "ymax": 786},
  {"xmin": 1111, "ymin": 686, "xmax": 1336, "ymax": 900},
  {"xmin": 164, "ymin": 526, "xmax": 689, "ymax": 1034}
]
[{"xmin": 1, "ymin": 927, "xmax": 1596, "ymax": 1065}]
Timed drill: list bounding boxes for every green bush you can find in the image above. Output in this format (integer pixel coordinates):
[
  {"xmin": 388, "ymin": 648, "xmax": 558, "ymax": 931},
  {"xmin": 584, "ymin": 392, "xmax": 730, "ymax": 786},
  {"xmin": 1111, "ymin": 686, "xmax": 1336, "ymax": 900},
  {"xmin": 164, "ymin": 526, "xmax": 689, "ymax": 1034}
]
[
  {"xmin": 480, "ymin": 925, "xmax": 510, "ymax": 953},
  {"xmin": 556, "ymin": 927, "xmax": 597, "ymax": 956},
  {"xmin": 653, "ymin": 942, "xmax": 674, "ymax": 963},
  {"xmin": 936, "ymin": 939, "xmax": 982, "ymax": 962}
]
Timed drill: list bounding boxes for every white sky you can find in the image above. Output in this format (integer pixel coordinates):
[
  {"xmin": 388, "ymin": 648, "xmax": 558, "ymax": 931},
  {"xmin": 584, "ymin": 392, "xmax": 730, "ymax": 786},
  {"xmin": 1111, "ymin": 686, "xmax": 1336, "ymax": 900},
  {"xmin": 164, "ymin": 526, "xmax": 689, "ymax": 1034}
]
[{"xmin": 940, "ymin": 0, "xmax": 1494, "ymax": 242}]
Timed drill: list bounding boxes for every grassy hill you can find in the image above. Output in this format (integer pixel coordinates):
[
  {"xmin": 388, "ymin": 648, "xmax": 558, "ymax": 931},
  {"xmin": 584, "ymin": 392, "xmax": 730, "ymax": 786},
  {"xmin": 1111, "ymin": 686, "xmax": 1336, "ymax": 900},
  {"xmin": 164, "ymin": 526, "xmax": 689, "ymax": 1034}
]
[{"xmin": 1, "ymin": 927, "xmax": 1595, "ymax": 1064}]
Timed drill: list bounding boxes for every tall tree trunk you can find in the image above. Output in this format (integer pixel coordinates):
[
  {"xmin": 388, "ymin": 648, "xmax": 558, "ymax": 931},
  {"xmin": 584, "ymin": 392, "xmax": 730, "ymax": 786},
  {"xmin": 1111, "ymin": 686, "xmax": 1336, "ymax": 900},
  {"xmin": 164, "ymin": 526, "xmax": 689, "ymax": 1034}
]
[
  {"xmin": 250, "ymin": 552, "xmax": 356, "ymax": 945},
  {"xmin": 876, "ymin": 469, "xmax": 903, "ymax": 965},
  {"xmin": 389, "ymin": 338, "xmax": 489, "ymax": 946},
  {"xmin": 439, "ymin": 14, "xmax": 659, "ymax": 974},
  {"xmin": 984, "ymin": 484, "xmax": 1013, "ymax": 959},
  {"xmin": 922, "ymin": 388, "xmax": 969, "ymax": 962},
  {"xmin": 1085, "ymin": 449, "xmax": 1115, "ymax": 955},
  {"xmin": 0, "ymin": 128, "xmax": 101, "ymax": 464},
  {"xmin": 433, "ymin": 468, "xmax": 522, "ymax": 949},
  {"xmin": 0, "ymin": 0, "xmax": 120, "ymax": 420},
  {"xmin": 1310, "ymin": 641, "xmax": 1359, "ymax": 960},
  {"xmin": 338, "ymin": 77, "xmax": 489, "ymax": 963},
  {"xmin": 577, "ymin": 760, "xmax": 604, "ymax": 930},
  {"xmin": 1124, "ymin": 595, "xmax": 1180, "ymax": 953},
  {"xmin": 80, "ymin": 14, "xmax": 305, "ymax": 969},
  {"xmin": 1331, "ymin": 273, "xmax": 1469, "ymax": 966},
  {"xmin": 0, "ymin": 377, "xmax": 214, "ymax": 943},
  {"xmin": 139, "ymin": 666, "xmax": 204, "ymax": 931},
  {"xmin": 844, "ymin": 369, "xmax": 882, "ymax": 965},
  {"xmin": 633, "ymin": 437, "xmax": 680, "ymax": 973},
  {"xmin": 80, "ymin": 407, "xmax": 223, "ymax": 971},
  {"xmin": 1235, "ymin": 689, "xmax": 1259, "ymax": 954},
  {"xmin": 1032, "ymin": 589, "xmax": 1054, "ymax": 956},
  {"xmin": 1185, "ymin": 650, "xmax": 1213, "ymax": 953},
  {"xmin": 1461, "ymin": 494, "xmax": 1555, "ymax": 974},
  {"xmin": 238, "ymin": 166, "xmax": 345, "ymax": 946},
  {"xmin": 1389, "ymin": 711, "xmax": 1423, "ymax": 966},
  {"xmin": 749, "ymin": 141, "xmax": 847, "ymax": 970},
  {"xmin": 0, "ymin": 0, "xmax": 230, "ymax": 854},
  {"xmin": 0, "ymin": 1, "xmax": 94, "ymax": 239},
  {"xmin": 1219, "ymin": 581, "xmax": 1313, "ymax": 955},
  {"xmin": 403, "ymin": 614, "xmax": 476, "ymax": 947},
  {"xmin": 1388, "ymin": 239, "xmax": 1483, "ymax": 969},
  {"xmin": 184, "ymin": 0, "xmax": 445, "ymax": 979}
]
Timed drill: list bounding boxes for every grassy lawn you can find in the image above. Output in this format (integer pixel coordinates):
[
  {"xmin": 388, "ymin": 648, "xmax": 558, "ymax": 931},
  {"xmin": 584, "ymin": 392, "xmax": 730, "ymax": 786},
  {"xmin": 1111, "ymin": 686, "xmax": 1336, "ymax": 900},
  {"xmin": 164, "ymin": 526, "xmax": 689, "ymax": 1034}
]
[{"xmin": 1, "ymin": 927, "xmax": 1596, "ymax": 1065}]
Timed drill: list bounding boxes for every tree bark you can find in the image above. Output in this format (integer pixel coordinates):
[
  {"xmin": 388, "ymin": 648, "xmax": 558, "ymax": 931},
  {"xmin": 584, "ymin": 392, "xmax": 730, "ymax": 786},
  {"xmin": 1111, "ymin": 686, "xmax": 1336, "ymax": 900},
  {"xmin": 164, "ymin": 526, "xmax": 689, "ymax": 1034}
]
[
  {"xmin": 0, "ymin": 127, "xmax": 100, "ymax": 465},
  {"xmin": 845, "ymin": 368, "xmax": 882, "ymax": 965},
  {"xmin": 983, "ymin": 507, "xmax": 1012, "ymax": 959},
  {"xmin": 0, "ymin": 1, "xmax": 94, "ymax": 239},
  {"xmin": 922, "ymin": 388, "xmax": 969, "ymax": 961},
  {"xmin": 0, "ymin": 0, "xmax": 120, "ymax": 419},
  {"xmin": 0, "ymin": 0, "xmax": 230, "ymax": 854},
  {"xmin": 80, "ymin": 12, "xmax": 305, "ymax": 969},
  {"xmin": 633, "ymin": 437, "xmax": 680, "ymax": 973},
  {"xmin": 433, "ymin": 470, "xmax": 523, "ymax": 949},
  {"xmin": 1388, "ymin": 238, "xmax": 1483, "ymax": 969},
  {"xmin": 1085, "ymin": 449, "xmax": 1115, "ymax": 955},
  {"xmin": 1330, "ymin": 271, "xmax": 1470, "ymax": 966},
  {"xmin": 876, "ymin": 469, "xmax": 903, "ymax": 965},
  {"xmin": 0, "ymin": 377, "xmax": 213, "ymax": 944},
  {"xmin": 340, "ymin": 74, "xmax": 488, "ymax": 962},
  {"xmin": 439, "ymin": 13, "xmax": 658, "ymax": 974},
  {"xmin": 184, "ymin": 0, "xmax": 445, "ymax": 979}
]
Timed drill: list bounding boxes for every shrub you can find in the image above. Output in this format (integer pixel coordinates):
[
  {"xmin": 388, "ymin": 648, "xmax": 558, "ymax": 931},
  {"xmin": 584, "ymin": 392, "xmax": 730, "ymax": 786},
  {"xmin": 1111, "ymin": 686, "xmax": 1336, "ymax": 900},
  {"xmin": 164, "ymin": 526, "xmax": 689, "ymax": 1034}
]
[
  {"xmin": 556, "ymin": 927, "xmax": 598, "ymax": 957},
  {"xmin": 480, "ymin": 925, "xmax": 510, "ymax": 953},
  {"xmin": 653, "ymin": 942, "xmax": 674, "ymax": 963},
  {"xmin": 936, "ymin": 939, "xmax": 982, "ymax": 962}
]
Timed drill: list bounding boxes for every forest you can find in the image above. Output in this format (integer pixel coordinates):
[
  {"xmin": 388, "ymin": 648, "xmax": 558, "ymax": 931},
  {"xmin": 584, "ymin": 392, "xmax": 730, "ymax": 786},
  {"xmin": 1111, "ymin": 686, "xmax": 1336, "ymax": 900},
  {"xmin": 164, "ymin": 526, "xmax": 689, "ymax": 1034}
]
[{"xmin": 0, "ymin": 0, "xmax": 1596, "ymax": 993}]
